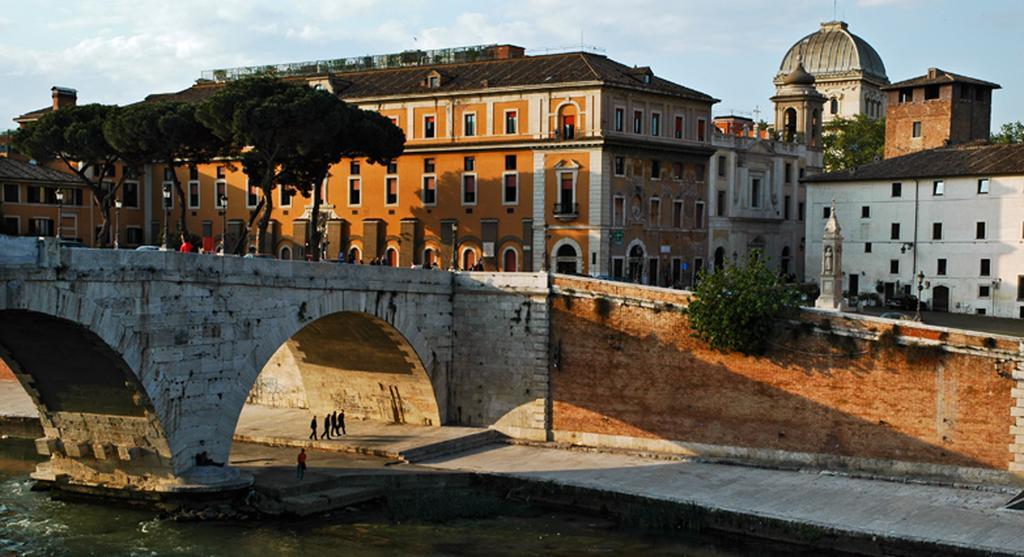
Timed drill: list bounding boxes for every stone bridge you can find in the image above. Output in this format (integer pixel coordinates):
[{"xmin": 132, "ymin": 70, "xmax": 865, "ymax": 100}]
[{"xmin": 0, "ymin": 236, "xmax": 549, "ymax": 494}]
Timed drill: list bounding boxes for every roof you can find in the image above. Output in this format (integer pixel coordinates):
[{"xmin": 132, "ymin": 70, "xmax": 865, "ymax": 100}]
[
  {"xmin": 14, "ymin": 106, "xmax": 53, "ymax": 123},
  {"xmin": 144, "ymin": 51, "xmax": 718, "ymax": 105},
  {"xmin": 0, "ymin": 158, "xmax": 80, "ymax": 185},
  {"xmin": 806, "ymin": 143, "xmax": 1024, "ymax": 183},
  {"xmin": 881, "ymin": 68, "xmax": 1001, "ymax": 91},
  {"xmin": 777, "ymin": 21, "xmax": 888, "ymax": 83}
]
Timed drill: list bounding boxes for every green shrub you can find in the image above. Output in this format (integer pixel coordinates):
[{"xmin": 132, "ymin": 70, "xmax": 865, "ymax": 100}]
[{"xmin": 688, "ymin": 251, "xmax": 799, "ymax": 354}]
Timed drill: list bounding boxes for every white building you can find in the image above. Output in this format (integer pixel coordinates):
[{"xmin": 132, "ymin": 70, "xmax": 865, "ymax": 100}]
[{"xmin": 805, "ymin": 143, "xmax": 1024, "ymax": 318}]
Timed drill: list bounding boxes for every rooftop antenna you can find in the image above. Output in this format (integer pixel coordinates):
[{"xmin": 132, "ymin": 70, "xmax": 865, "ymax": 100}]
[
  {"xmin": 752, "ymin": 105, "xmax": 762, "ymax": 122},
  {"xmin": 833, "ymin": 0, "xmax": 837, "ymax": 20}
]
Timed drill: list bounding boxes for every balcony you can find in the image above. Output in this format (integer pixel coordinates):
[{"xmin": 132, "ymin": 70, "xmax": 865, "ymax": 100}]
[{"xmin": 553, "ymin": 202, "xmax": 579, "ymax": 221}]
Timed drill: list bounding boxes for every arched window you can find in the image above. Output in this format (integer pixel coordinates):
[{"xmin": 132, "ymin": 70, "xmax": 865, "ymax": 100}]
[
  {"xmin": 628, "ymin": 244, "xmax": 646, "ymax": 282},
  {"xmin": 555, "ymin": 244, "xmax": 578, "ymax": 275},
  {"xmin": 348, "ymin": 246, "xmax": 362, "ymax": 263},
  {"xmin": 784, "ymin": 108, "xmax": 797, "ymax": 141},
  {"xmin": 422, "ymin": 248, "xmax": 436, "ymax": 268},
  {"xmin": 462, "ymin": 248, "xmax": 477, "ymax": 270},
  {"xmin": 811, "ymin": 109, "xmax": 820, "ymax": 146},
  {"xmin": 385, "ymin": 247, "xmax": 398, "ymax": 267},
  {"xmin": 502, "ymin": 247, "xmax": 518, "ymax": 272},
  {"xmin": 279, "ymin": 246, "xmax": 292, "ymax": 261},
  {"xmin": 558, "ymin": 104, "xmax": 578, "ymax": 140},
  {"xmin": 830, "ymin": 97, "xmax": 839, "ymax": 115}
]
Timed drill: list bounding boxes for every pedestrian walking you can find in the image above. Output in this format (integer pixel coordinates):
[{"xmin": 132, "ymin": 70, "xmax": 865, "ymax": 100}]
[
  {"xmin": 320, "ymin": 414, "xmax": 332, "ymax": 440},
  {"xmin": 330, "ymin": 411, "xmax": 338, "ymax": 437},
  {"xmin": 338, "ymin": 409, "xmax": 346, "ymax": 435},
  {"xmin": 309, "ymin": 416, "xmax": 317, "ymax": 440},
  {"xmin": 296, "ymin": 448, "xmax": 307, "ymax": 480}
]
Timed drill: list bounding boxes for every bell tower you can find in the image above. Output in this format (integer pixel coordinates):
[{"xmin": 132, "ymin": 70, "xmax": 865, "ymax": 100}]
[{"xmin": 771, "ymin": 62, "xmax": 827, "ymax": 148}]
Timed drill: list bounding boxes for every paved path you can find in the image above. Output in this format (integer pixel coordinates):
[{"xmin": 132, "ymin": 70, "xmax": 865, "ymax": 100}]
[{"xmin": 0, "ymin": 379, "xmax": 37, "ymax": 417}]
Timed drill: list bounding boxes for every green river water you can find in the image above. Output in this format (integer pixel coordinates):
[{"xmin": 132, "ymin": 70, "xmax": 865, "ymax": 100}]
[{"xmin": 0, "ymin": 439, "xmax": 832, "ymax": 556}]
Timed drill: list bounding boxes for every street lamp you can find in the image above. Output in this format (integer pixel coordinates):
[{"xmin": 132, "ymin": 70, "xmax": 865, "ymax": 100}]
[
  {"xmin": 54, "ymin": 188, "xmax": 64, "ymax": 240},
  {"xmin": 218, "ymin": 193, "xmax": 228, "ymax": 255},
  {"xmin": 160, "ymin": 183, "xmax": 171, "ymax": 251},
  {"xmin": 915, "ymin": 270, "xmax": 925, "ymax": 322},
  {"xmin": 451, "ymin": 222, "xmax": 459, "ymax": 270},
  {"xmin": 113, "ymin": 199, "xmax": 123, "ymax": 249}
]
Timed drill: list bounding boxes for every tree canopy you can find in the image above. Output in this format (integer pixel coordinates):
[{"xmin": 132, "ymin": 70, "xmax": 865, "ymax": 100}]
[
  {"xmin": 991, "ymin": 121, "xmax": 1024, "ymax": 144},
  {"xmin": 822, "ymin": 115, "xmax": 885, "ymax": 173},
  {"xmin": 688, "ymin": 252, "xmax": 799, "ymax": 355}
]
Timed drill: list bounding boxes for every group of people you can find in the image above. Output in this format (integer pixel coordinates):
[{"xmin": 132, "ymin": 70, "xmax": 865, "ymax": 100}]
[{"xmin": 297, "ymin": 409, "xmax": 348, "ymax": 480}]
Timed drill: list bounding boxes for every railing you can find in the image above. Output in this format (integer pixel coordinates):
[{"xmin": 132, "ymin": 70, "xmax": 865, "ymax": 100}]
[{"xmin": 553, "ymin": 202, "xmax": 579, "ymax": 220}]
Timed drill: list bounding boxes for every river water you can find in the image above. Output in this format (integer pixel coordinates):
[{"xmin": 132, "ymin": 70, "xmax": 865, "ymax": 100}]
[{"xmin": 0, "ymin": 439, "xmax": 828, "ymax": 556}]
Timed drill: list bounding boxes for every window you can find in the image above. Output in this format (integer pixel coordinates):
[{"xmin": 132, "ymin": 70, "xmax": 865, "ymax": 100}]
[
  {"xmin": 649, "ymin": 197, "xmax": 661, "ymax": 227},
  {"xmin": 932, "ymin": 180, "xmax": 944, "ymax": 196},
  {"xmin": 978, "ymin": 178, "xmax": 990, "ymax": 194},
  {"xmin": 924, "ymin": 84, "xmax": 940, "ymax": 100},
  {"xmin": 650, "ymin": 113, "xmax": 661, "ymax": 136},
  {"xmin": 785, "ymin": 163, "xmax": 792, "ymax": 183},
  {"xmin": 976, "ymin": 221, "xmax": 986, "ymax": 239},
  {"xmin": 751, "ymin": 178, "xmax": 761, "ymax": 208},
  {"xmin": 163, "ymin": 167, "xmax": 174, "ymax": 182},
  {"xmin": 422, "ymin": 176, "xmax": 436, "ymax": 205},
  {"xmin": 717, "ymin": 190, "xmax": 726, "ymax": 217},
  {"xmin": 696, "ymin": 164, "xmax": 705, "ymax": 182},
  {"xmin": 215, "ymin": 180, "xmax": 227, "ymax": 209},
  {"xmin": 503, "ymin": 173, "xmax": 518, "ymax": 204},
  {"xmin": 673, "ymin": 200, "xmax": 683, "ymax": 228},
  {"xmin": 899, "ymin": 88, "xmax": 913, "ymax": 103},
  {"xmin": 695, "ymin": 201, "xmax": 705, "ymax": 229},
  {"xmin": 614, "ymin": 156, "xmax": 625, "ymax": 176},
  {"xmin": 1018, "ymin": 275, "xmax": 1024, "ymax": 300},
  {"xmin": 385, "ymin": 177, "xmax": 398, "ymax": 205},
  {"xmin": 246, "ymin": 182, "xmax": 258, "ymax": 208},
  {"xmin": 864, "ymin": 242, "xmax": 872, "ymax": 253},
  {"xmin": 830, "ymin": 97, "xmax": 839, "ymax": 114},
  {"xmin": 891, "ymin": 182, "xmax": 902, "ymax": 197},
  {"xmin": 717, "ymin": 156, "xmax": 726, "ymax": 177},
  {"xmin": 784, "ymin": 195, "xmax": 791, "ymax": 220},
  {"xmin": 29, "ymin": 218, "xmax": 54, "ymax": 237},
  {"xmin": 633, "ymin": 110, "xmax": 643, "ymax": 134},
  {"xmin": 423, "ymin": 158, "xmax": 435, "ymax": 173},
  {"xmin": 279, "ymin": 186, "xmax": 293, "ymax": 207},
  {"xmin": 976, "ymin": 308, "xmax": 987, "ymax": 316},
  {"xmin": 463, "ymin": 112, "xmax": 476, "ymax": 136},
  {"xmin": 612, "ymin": 257, "xmax": 625, "ymax": 278},
  {"xmin": 188, "ymin": 180, "xmax": 201, "ymax": 208},
  {"xmin": 932, "ymin": 222, "xmax": 943, "ymax": 240},
  {"xmin": 798, "ymin": 202, "xmax": 805, "ymax": 221},
  {"xmin": 614, "ymin": 108, "xmax": 624, "ymax": 132},
  {"xmin": 890, "ymin": 259, "xmax": 900, "ymax": 274},
  {"xmin": 891, "ymin": 222, "xmax": 901, "ymax": 240},
  {"xmin": 125, "ymin": 227, "xmax": 142, "ymax": 246},
  {"xmin": 2, "ymin": 184, "xmax": 18, "ymax": 203},
  {"xmin": 613, "ymin": 195, "xmax": 625, "ymax": 227},
  {"xmin": 672, "ymin": 162, "xmax": 683, "ymax": 180},
  {"xmin": 348, "ymin": 177, "xmax": 361, "ymax": 206},
  {"xmin": 650, "ymin": 160, "xmax": 661, "ymax": 180},
  {"xmin": 937, "ymin": 258, "xmax": 947, "ymax": 276},
  {"xmin": 912, "ymin": 121, "xmax": 922, "ymax": 138},
  {"xmin": 216, "ymin": 166, "xmax": 226, "ymax": 180},
  {"xmin": 823, "ymin": 206, "xmax": 831, "ymax": 219},
  {"xmin": 26, "ymin": 186, "xmax": 40, "ymax": 204},
  {"xmin": 979, "ymin": 285, "xmax": 991, "ymax": 298},
  {"xmin": 697, "ymin": 119, "xmax": 706, "ymax": 142},
  {"xmin": 3, "ymin": 216, "xmax": 18, "ymax": 235},
  {"xmin": 980, "ymin": 258, "xmax": 991, "ymax": 276},
  {"xmin": 350, "ymin": 160, "xmax": 361, "ymax": 175},
  {"xmin": 462, "ymin": 174, "xmax": 476, "ymax": 205},
  {"xmin": 464, "ymin": 156, "xmax": 475, "ymax": 172},
  {"xmin": 386, "ymin": 161, "xmax": 397, "ymax": 174},
  {"xmin": 504, "ymin": 110, "xmax": 517, "ymax": 134},
  {"xmin": 427, "ymin": 75, "xmax": 440, "ymax": 88},
  {"xmin": 122, "ymin": 181, "xmax": 139, "ymax": 208},
  {"xmin": 674, "ymin": 115, "xmax": 684, "ymax": 139},
  {"xmin": 861, "ymin": 206, "xmax": 870, "ymax": 218},
  {"xmin": 505, "ymin": 154, "xmax": 516, "ymax": 171},
  {"xmin": 424, "ymin": 115, "xmax": 436, "ymax": 138}
]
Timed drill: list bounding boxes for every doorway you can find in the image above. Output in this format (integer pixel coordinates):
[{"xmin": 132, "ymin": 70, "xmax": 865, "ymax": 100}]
[{"xmin": 932, "ymin": 285, "xmax": 950, "ymax": 312}]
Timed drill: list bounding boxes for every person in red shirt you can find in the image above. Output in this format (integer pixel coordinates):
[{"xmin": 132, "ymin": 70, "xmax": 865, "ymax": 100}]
[
  {"xmin": 296, "ymin": 448, "xmax": 307, "ymax": 480},
  {"xmin": 178, "ymin": 234, "xmax": 194, "ymax": 254}
]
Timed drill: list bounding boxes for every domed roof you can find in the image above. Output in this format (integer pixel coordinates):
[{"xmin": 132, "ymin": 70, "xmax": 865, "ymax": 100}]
[
  {"xmin": 778, "ymin": 21, "xmax": 888, "ymax": 83},
  {"xmin": 783, "ymin": 62, "xmax": 815, "ymax": 86}
]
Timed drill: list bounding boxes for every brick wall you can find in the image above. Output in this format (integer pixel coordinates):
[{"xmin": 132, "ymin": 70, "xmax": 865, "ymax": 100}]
[{"xmin": 550, "ymin": 276, "xmax": 1020, "ymax": 483}]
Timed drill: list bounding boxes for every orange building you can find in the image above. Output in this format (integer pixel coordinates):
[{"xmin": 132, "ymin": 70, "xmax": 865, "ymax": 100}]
[{"xmin": 11, "ymin": 45, "xmax": 718, "ymax": 284}]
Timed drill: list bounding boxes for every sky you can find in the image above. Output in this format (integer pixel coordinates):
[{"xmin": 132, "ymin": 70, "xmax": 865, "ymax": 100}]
[{"xmin": 1, "ymin": 0, "xmax": 1021, "ymax": 131}]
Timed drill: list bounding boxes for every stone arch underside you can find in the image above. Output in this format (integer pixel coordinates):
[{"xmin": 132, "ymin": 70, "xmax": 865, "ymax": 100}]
[
  {"xmin": 0, "ymin": 309, "xmax": 175, "ymax": 490},
  {"xmin": 249, "ymin": 311, "xmax": 443, "ymax": 427}
]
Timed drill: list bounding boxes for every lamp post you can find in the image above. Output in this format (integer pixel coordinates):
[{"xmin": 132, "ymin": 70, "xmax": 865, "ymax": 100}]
[
  {"xmin": 915, "ymin": 270, "xmax": 925, "ymax": 322},
  {"xmin": 54, "ymin": 188, "xmax": 64, "ymax": 240},
  {"xmin": 218, "ymin": 193, "xmax": 228, "ymax": 255},
  {"xmin": 451, "ymin": 222, "xmax": 459, "ymax": 270},
  {"xmin": 160, "ymin": 183, "xmax": 171, "ymax": 251},
  {"xmin": 113, "ymin": 199, "xmax": 122, "ymax": 249}
]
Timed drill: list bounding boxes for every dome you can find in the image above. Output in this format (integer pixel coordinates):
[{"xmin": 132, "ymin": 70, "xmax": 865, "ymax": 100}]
[
  {"xmin": 783, "ymin": 62, "xmax": 815, "ymax": 86},
  {"xmin": 778, "ymin": 21, "xmax": 888, "ymax": 83}
]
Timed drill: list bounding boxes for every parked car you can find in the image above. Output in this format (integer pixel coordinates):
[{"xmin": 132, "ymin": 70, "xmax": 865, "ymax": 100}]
[
  {"xmin": 135, "ymin": 245, "xmax": 161, "ymax": 251},
  {"xmin": 885, "ymin": 294, "xmax": 927, "ymax": 311}
]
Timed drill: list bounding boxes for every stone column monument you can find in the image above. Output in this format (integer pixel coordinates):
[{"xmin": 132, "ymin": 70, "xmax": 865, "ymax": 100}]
[{"xmin": 815, "ymin": 200, "xmax": 847, "ymax": 311}]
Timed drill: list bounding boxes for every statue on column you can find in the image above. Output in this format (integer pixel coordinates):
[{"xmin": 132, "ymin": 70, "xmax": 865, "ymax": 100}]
[{"xmin": 815, "ymin": 200, "xmax": 848, "ymax": 312}]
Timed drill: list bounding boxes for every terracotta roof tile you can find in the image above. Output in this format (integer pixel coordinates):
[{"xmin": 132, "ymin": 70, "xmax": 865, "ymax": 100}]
[
  {"xmin": 882, "ymin": 68, "xmax": 1001, "ymax": 91},
  {"xmin": 0, "ymin": 158, "xmax": 80, "ymax": 185},
  {"xmin": 807, "ymin": 143, "xmax": 1024, "ymax": 183}
]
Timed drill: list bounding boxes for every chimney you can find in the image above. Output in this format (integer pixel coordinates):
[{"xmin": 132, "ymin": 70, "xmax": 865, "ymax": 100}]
[
  {"xmin": 492, "ymin": 45, "xmax": 525, "ymax": 60},
  {"xmin": 927, "ymin": 68, "xmax": 939, "ymax": 80},
  {"xmin": 51, "ymin": 86, "xmax": 77, "ymax": 111}
]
